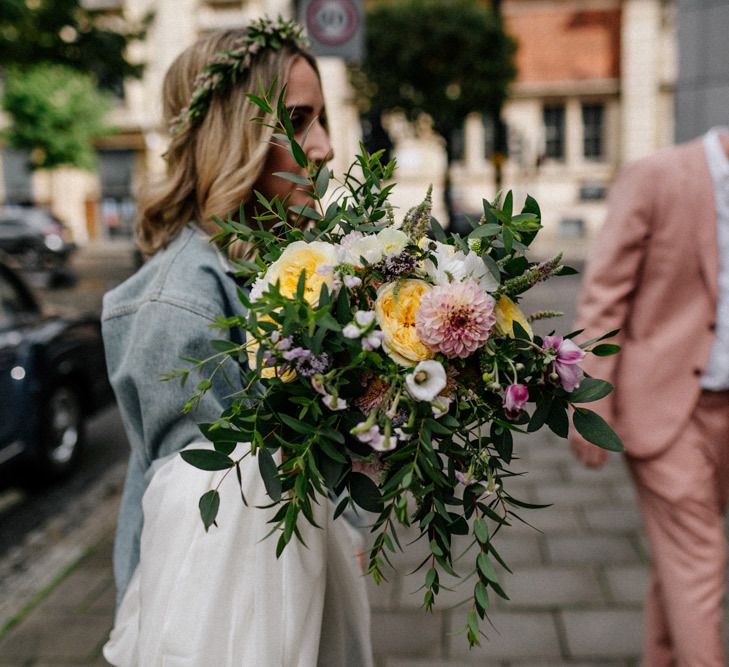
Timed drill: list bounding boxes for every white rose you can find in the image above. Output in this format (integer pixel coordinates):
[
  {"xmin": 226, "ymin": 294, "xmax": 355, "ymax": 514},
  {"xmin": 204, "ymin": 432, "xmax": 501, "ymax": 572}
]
[
  {"xmin": 422, "ymin": 241, "xmax": 497, "ymax": 292},
  {"xmin": 376, "ymin": 228, "xmax": 409, "ymax": 258}
]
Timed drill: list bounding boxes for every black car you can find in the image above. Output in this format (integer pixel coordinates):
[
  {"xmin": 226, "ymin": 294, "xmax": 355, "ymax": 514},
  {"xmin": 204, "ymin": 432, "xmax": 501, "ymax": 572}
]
[
  {"xmin": 0, "ymin": 257, "xmax": 113, "ymax": 482},
  {"xmin": 0, "ymin": 206, "xmax": 76, "ymax": 273}
]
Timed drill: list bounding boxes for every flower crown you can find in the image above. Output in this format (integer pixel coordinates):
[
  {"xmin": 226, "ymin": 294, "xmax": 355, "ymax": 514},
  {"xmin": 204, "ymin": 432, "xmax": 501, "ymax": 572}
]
[{"xmin": 170, "ymin": 16, "xmax": 309, "ymax": 135}]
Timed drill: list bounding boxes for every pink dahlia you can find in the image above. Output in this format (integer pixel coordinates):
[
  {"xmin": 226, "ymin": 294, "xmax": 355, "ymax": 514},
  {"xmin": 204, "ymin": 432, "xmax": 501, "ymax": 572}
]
[{"xmin": 415, "ymin": 280, "xmax": 496, "ymax": 358}]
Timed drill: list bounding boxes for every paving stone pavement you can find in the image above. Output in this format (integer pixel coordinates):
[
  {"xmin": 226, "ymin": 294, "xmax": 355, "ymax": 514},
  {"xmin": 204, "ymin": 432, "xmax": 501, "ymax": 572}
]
[
  {"xmin": 1, "ymin": 250, "xmax": 724, "ymax": 666},
  {"xmin": 0, "ymin": 429, "xmax": 657, "ymax": 667}
]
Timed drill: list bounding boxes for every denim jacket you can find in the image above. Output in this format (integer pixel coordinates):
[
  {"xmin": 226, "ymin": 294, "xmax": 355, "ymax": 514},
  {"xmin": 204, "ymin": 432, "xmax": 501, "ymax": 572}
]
[{"xmin": 102, "ymin": 224, "xmax": 247, "ymax": 603}]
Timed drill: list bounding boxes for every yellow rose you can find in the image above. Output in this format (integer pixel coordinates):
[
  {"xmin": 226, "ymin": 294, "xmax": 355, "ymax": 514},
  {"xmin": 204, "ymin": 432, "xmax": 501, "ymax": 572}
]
[
  {"xmin": 494, "ymin": 295, "xmax": 533, "ymax": 339},
  {"xmin": 256, "ymin": 240, "xmax": 338, "ymax": 306},
  {"xmin": 245, "ymin": 333, "xmax": 296, "ymax": 382},
  {"xmin": 375, "ymin": 279, "xmax": 434, "ymax": 366}
]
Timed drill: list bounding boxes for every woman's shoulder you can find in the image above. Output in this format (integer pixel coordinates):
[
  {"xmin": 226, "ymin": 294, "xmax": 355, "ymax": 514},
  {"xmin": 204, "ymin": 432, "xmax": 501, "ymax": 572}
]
[{"xmin": 103, "ymin": 224, "xmax": 240, "ymax": 323}]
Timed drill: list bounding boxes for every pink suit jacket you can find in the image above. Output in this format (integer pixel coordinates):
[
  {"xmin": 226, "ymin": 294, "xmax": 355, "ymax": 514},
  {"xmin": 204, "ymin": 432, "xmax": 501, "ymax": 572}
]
[{"xmin": 574, "ymin": 138, "xmax": 720, "ymax": 459}]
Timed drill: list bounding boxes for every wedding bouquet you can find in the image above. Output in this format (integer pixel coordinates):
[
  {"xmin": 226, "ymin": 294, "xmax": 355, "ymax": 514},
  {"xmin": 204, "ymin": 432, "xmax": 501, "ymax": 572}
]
[{"xmin": 175, "ymin": 90, "xmax": 623, "ymax": 646}]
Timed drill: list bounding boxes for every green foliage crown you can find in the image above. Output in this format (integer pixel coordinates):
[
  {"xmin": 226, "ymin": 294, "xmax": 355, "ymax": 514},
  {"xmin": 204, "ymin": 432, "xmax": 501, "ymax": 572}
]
[{"xmin": 170, "ymin": 16, "xmax": 308, "ymax": 135}]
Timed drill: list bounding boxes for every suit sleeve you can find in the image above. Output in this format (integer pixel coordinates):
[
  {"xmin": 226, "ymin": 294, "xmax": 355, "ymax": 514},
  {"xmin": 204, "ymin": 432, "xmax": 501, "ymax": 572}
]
[{"xmin": 572, "ymin": 158, "xmax": 658, "ymax": 428}]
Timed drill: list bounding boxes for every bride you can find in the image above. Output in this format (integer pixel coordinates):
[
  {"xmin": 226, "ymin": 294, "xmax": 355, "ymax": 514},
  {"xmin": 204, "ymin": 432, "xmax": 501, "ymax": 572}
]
[{"xmin": 101, "ymin": 18, "xmax": 373, "ymax": 666}]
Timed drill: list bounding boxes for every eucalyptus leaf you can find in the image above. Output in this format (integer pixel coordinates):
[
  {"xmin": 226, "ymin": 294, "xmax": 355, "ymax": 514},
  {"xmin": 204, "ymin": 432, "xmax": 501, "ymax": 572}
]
[
  {"xmin": 572, "ymin": 408, "xmax": 624, "ymax": 452},
  {"xmin": 592, "ymin": 343, "xmax": 621, "ymax": 357},
  {"xmin": 199, "ymin": 489, "xmax": 220, "ymax": 532},
  {"xmin": 349, "ymin": 472, "xmax": 383, "ymax": 512},
  {"xmin": 272, "ymin": 171, "xmax": 310, "ymax": 186},
  {"xmin": 180, "ymin": 449, "xmax": 235, "ymax": 471},
  {"xmin": 569, "ymin": 378, "xmax": 613, "ymax": 403},
  {"xmin": 258, "ymin": 447, "xmax": 282, "ymax": 501}
]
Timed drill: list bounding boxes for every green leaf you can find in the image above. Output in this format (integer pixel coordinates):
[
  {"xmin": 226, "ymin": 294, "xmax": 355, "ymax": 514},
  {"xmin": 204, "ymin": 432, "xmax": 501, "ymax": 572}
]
[
  {"xmin": 477, "ymin": 552, "xmax": 500, "ymax": 584},
  {"xmin": 279, "ymin": 413, "xmax": 313, "ymax": 435},
  {"xmin": 272, "ymin": 171, "xmax": 310, "ymax": 186},
  {"xmin": 481, "ymin": 254, "xmax": 500, "ymax": 282},
  {"xmin": 572, "ymin": 408, "xmax": 624, "ymax": 452},
  {"xmin": 315, "ymin": 167, "xmax": 330, "ymax": 198},
  {"xmin": 592, "ymin": 343, "xmax": 621, "ymax": 357},
  {"xmin": 474, "ymin": 517, "xmax": 489, "ymax": 545},
  {"xmin": 180, "ymin": 449, "xmax": 234, "ymax": 471},
  {"xmin": 430, "ymin": 217, "xmax": 448, "ymax": 242},
  {"xmin": 288, "ymin": 204, "xmax": 321, "ymax": 220},
  {"xmin": 349, "ymin": 472, "xmax": 383, "ymax": 512},
  {"xmin": 502, "ymin": 226, "xmax": 513, "ymax": 254},
  {"xmin": 522, "ymin": 194, "xmax": 541, "ymax": 218},
  {"xmin": 502, "ymin": 190, "xmax": 513, "ymax": 218},
  {"xmin": 546, "ymin": 399, "xmax": 569, "ymax": 438},
  {"xmin": 569, "ymin": 378, "xmax": 614, "ymax": 403},
  {"xmin": 527, "ymin": 396, "xmax": 551, "ymax": 432},
  {"xmin": 491, "ymin": 423, "xmax": 513, "ymax": 463},
  {"xmin": 199, "ymin": 489, "xmax": 220, "ymax": 532},
  {"xmin": 468, "ymin": 223, "xmax": 500, "ymax": 239},
  {"xmin": 258, "ymin": 447, "xmax": 282, "ymax": 501},
  {"xmin": 474, "ymin": 580, "xmax": 490, "ymax": 611},
  {"xmin": 467, "ymin": 610, "xmax": 480, "ymax": 642}
]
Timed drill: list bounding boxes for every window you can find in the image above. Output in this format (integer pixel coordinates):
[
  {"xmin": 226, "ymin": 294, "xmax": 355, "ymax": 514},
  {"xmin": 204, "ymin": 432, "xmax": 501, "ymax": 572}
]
[
  {"xmin": 543, "ymin": 104, "xmax": 565, "ymax": 160},
  {"xmin": 582, "ymin": 103, "xmax": 605, "ymax": 160}
]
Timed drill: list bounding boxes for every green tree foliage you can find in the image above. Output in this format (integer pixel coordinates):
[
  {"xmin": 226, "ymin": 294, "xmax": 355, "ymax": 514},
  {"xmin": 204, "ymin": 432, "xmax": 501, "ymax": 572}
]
[
  {"xmin": 353, "ymin": 0, "xmax": 517, "ymax": 219},
  {"xmin": 2, "ymin": 64, "xmax": 112, "ymax": 170},
  {"xmin": 0, "ymin": 0, "xmax": 149, "ymax": 93}
]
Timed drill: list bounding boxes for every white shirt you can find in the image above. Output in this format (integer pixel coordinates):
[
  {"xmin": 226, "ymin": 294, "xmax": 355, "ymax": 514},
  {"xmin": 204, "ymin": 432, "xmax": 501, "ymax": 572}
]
[{"xmin": 701, "ymin": 127, "xmax": 729, "ymax": 391}]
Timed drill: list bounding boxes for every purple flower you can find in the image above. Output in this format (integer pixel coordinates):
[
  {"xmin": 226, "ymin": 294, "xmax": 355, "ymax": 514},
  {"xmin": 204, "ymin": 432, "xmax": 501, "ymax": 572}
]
[
  {"xmin": 503, "ymin": 384, "xmax": 529, "ymax": 418},
  {"xmin": 542, "ymin": 335, "xmax": 586, "ymax": 392},
  {"xmin": 282, "ymin": 346, "xmax": 310, "ymax": 362},
  {"xmin": 354, "ymin": 424, "xmax": 391, "ymax": 451},
  {"xmin": 455, "ymin": 470, "xmax": 477, "ymax": 486}
]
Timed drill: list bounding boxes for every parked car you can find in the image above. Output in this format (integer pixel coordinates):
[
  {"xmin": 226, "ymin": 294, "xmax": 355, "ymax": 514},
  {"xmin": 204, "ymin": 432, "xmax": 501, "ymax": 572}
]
[
  {"xmin": 0, "ymin": 206, "xmax": 76, "ymax": 273},
  {"xmin": 0, "ymin": 256, "xmax": 113, "ymax": 482}
]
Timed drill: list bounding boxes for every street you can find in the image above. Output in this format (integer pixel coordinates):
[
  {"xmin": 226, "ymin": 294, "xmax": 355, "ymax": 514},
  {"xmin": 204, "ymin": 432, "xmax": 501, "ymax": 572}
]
[{"xmin": 0, "ymin": 244, "xmax": 665, "ymax": 666}]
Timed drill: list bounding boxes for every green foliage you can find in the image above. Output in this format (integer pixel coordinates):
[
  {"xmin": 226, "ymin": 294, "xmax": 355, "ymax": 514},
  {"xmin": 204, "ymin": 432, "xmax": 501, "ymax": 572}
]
[
  {"xmin": 353, "ymin": 0, "xmax": 517, "ymax": 146},
  {"xmin": 0, "ymin": 0, "xmax": 149, "ymax": 93},
  {"xmin": 1, "ymin": 63, "xmax": 112, "ymax": 170},
  {"xmin": 176, "ymin": 86, "xmax": 624, "ymax": 650}
]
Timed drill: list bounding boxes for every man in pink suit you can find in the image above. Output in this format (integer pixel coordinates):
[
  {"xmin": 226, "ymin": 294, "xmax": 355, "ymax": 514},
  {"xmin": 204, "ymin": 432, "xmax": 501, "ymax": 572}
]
[{"xmin": 569, "ymin": 127, "xmax": 729, "ymax": 666}]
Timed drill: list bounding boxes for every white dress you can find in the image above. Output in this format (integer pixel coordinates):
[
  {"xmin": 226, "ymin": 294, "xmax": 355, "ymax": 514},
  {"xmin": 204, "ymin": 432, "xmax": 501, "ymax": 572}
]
[{"xmin": 103, "ymin": 442, "xmax": 374, "ymax": 667}]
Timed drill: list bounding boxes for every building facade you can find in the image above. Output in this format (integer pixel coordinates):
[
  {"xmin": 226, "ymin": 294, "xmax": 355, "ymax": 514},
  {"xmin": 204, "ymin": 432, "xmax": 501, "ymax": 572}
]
[
  {"xmin": 1, "ymin": 0, "xmax": 679, "ymax": 255},
  {"xmin": 0, "ymin": 0, "xmax": 360, "ymax": 244},
  {"xmin": 384, "ymin": 0, "xmax": 676, "ymax": 257}
]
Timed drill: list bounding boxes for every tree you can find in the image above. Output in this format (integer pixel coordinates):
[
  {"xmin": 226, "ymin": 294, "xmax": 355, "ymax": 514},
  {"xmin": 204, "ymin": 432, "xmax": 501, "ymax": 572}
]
[
  {"xmin": 2, "ymin": 63, "xmax": 112, "ymax": 170},
  {"xmin": 0, "ymin": 0, "xmax": 150, "ymax": 94},
  {"xmin": 353, "ymin": 0, "xmax": 517, "ymax": 223}
]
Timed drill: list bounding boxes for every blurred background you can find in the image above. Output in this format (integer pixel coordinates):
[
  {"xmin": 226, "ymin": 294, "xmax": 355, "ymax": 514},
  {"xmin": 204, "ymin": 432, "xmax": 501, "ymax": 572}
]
[{"xmin": 1, "ymin": 1, "xmax": 729, "ymax": 666}]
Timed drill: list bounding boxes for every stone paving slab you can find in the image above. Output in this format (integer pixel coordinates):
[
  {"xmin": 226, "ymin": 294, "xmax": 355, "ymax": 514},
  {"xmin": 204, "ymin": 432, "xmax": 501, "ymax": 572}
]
[
  {"xmin": 602, "ymin": 565, "xmax": 649, "ymax": 606},
  {"xmin": 446, "ymin": 611, "xmax": 563, "ymax": 661},
  {"xmin": 544, "ymin": 534, "xmax": 640, "ymax": 565},
  {"xmin": 562, "ymin": 609, "xmax": 643, "ymax": 660}
]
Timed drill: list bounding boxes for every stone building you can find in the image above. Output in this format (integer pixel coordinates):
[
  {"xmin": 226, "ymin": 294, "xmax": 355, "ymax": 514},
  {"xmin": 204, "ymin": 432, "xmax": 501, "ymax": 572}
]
[
  {"xmin": 443, "ymin": 0, "xmax": 676, "ymax": 257},
  {"xmin": 0, "ymin": 0, "xmax": 361, "ymax": 244},
  {"xmin": 0, "ymin": 0, "xmax": 681, "ymax": 255}
]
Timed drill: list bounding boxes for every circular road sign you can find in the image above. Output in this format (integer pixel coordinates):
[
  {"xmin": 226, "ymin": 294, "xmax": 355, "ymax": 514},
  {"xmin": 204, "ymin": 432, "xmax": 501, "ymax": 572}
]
[{"xmin": 306, "ymin": 0, "xmax": 360, "ymax": 47}]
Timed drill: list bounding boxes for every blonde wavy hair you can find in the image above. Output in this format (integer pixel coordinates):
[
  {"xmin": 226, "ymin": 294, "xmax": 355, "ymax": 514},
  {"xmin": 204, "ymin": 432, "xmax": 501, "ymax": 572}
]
[{"xmin": 137, "ymin": 29, "xmax": 319, "ymax": 257}]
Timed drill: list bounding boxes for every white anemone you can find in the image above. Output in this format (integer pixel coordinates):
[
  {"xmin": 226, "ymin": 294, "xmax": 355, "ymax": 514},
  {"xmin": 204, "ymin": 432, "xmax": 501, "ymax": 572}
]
[{"xmin": 405, "ymin": 359, "xmax": 447, "ymax": 402}]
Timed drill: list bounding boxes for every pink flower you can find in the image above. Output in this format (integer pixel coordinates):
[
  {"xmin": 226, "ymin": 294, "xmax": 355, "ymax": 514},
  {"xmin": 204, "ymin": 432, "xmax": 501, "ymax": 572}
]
[
  {"xmin": 503, "ymin": 384, "xmax": 529, "ymax": 418},
  {"xmin": 542, "ymin": 335, "xmax": 586, "ymax": 392},
  {"xmin": 415, "ymin": 280, "xmax": 496, "ymax": 358}
]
